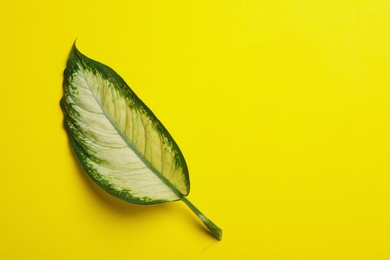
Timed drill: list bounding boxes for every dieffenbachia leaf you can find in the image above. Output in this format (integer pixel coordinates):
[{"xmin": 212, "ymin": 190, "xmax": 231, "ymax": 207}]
[{"xmin": 61, "ymin": 43, "xmax": 222, "ymax": 240}]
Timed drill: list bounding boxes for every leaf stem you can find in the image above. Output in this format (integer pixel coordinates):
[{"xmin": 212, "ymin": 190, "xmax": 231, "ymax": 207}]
[{"xmin": 181, "ymin": 197, "xmax": 222, "ymax": 240}]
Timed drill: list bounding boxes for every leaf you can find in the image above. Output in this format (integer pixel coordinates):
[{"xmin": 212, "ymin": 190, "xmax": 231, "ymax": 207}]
[{"xmin": 61, "ymin": 43, "xmax": 222, "ymax": 240}]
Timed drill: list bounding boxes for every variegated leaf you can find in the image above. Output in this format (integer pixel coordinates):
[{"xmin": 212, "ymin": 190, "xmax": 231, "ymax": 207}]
[{"xmin": 61, "ymin": 43, "xmax": 222, "ymax": 240}]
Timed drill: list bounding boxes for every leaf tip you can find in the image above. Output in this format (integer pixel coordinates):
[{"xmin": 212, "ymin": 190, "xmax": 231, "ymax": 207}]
[{"xmin": 71, "ymin": 38, "xmax": 80, "ymax": 55}]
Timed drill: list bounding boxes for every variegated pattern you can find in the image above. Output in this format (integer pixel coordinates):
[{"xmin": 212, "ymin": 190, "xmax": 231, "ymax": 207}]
[{"xmin": 61, "ymin": 44, "xmax": 189, "ymax": 204}]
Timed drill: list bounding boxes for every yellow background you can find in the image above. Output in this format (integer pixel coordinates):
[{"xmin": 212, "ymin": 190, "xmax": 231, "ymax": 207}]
[{"xmin": 1, "ymin": 0, "xmax": 390, "ymax": 259}]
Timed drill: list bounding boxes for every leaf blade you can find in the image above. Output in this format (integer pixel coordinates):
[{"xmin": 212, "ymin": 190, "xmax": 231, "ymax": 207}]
[{"xmin": 62, "ymin": 43, "xmax": 189, "ymax": 204}]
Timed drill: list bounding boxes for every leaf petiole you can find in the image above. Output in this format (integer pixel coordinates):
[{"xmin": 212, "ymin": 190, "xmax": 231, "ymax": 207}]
[{"xmin": 181, "ymin": 197, "xmax": 222, "ymax": 240}]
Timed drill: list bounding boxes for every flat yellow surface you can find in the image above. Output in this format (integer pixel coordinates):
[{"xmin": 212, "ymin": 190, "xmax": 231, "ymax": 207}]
[{"xmin": 1, "ymin": 1, "xmax": 390, "ymax": 259}]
